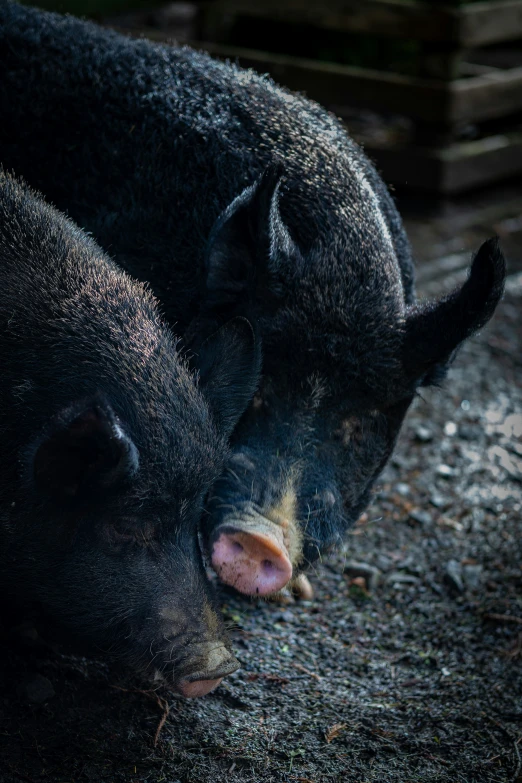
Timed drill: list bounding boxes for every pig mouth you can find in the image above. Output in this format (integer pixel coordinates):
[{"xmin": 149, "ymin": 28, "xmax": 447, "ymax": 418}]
[
  {"xmin": 177, "ymin": 654, "xmax": 240, "ymax": 698},
  {"xmin": 154, "ymin": 643, "xmax": 241, "ymax": 698},
  {"xmin": 209, "ymin": 512, "xmax": 296, "ymax": 596}
]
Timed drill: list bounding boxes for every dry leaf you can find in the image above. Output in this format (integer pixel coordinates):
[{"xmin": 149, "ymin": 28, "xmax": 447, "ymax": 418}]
[{"xmin": 325, "ymin": 722, "xmax": 347, "ymax": 743}]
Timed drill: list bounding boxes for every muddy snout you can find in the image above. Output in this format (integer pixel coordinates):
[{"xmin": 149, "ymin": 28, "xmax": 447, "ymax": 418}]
[
  {"xmin": 154, "ymin": 601, "xmax": 240, "ymax": 697},
  {"xmin": 209, "ymin": 512, "xmax": 295, "ymax": 596},
  {"xmin": 173, "ymin": 641, "xmax": 240, "ymax": 697}
]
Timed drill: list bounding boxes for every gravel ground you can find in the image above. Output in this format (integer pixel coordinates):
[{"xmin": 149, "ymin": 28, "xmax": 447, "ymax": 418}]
[{"xmin": 0, "ymin": 239, "xmax": 520, "ymax": 783}]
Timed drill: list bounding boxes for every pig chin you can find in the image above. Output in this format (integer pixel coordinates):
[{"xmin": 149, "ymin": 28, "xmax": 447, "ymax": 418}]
[
  {"xmin": 148, "ymin": 637, "xmax": 240, "ymax": 697},
  {"xmin": 209, "ymin": 503, "xmax": 302, "ymax": 596}
]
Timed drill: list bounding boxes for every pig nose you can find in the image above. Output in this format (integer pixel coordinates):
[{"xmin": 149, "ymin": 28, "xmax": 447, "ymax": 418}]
[
  {"xmin": 177, "ymin": 644, "xmax": 240, "ymax": 698},
  {"xmin": 211, "ymin": 523, "xmax": 292, "ymax": 596}
]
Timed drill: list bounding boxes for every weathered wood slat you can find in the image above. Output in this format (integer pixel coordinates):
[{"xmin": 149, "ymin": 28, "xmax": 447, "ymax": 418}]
[
  {"xmin": 154, "ymin": 37, "xmax": 522, "ymax": 126},
  {"xmin": 129, "ymin": 28, "xmax": 522, "ymax": 194},
  {"xmin": 368, "ymin": 133, "xmax": 522, "ymax": 193},
  {"xmin": 452, "ymin": 66, "xmax": 522, "ymax": 123},
  {"xmin": 460, "ymin": 0, "xmax": 522, "ymax": 46},
  {"xmin": 202, "ymin": 0, "xmax": 457, "ymax": 43},
  {"xmin": 203, "ymin": 0, "xmax": 522, "ymax": 47}
]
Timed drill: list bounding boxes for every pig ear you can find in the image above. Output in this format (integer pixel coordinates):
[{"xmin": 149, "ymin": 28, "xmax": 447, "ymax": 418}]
[
  {"xmin": 194, "ymin": 316, "xmax": 261, "ymax": 436},
  {"xmin": 32, "ymin": 399, "xmax": 139, "ymax": 500},
  {"xmin": 204, "ymin": 164, "xmax": 298, "ymax": 312},
  {"xmin": 403, "ymin": 238, "xmax": 505, "ymax": 386}
]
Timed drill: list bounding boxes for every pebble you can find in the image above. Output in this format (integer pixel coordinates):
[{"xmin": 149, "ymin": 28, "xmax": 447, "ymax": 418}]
[
  {"xmin": 394, "ymin": 482, "xmax": 411, "ymax": 496},
  {"xmin": 375, "ymin": 554, "xmax": 393, "ymax": 572},
  {"xmin": 344, "ymin": 561, "xmax": 382, "ymax": 590},
  {"xmin": 430, "ymin": 493, "xmax": 450, "ymax": 509},
  {"xmin": 350, "ymin": 612, "xmax": 366, "ymax": 628},
  {"xmin": 409, "ymin": 509, "xmax": 432, "ymax": 526},
  {"xmin": 444, "ymin": 560, "xmax": 464, "ymax": 594},
  {"xmin": 18, "ymin": 675, "xmax": 55, "ymax": 705},
  {"xmin": 444, "ymin": 422, "xmax": 457, "ymax": 437},
  {"xmin": 415, "ymin": 426, "xmax": 433, "ymax": 443},
  {"xmin": 386, "ymin": 572, "xmax": 420, "ymax": 586},
  {"xmin": 462, "ymin": 564, "xmax": 483, "ymax": 589},
  {"xmin": 436, "ymin": 464, "xmax": 455, "ymax": 478}
]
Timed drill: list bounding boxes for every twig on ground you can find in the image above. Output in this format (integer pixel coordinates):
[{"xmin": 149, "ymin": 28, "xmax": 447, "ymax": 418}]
[
  {"xmin": 110, "ymin": 684, "xmax": 170, "ymax": 746},
  {"xmin": 293, "ymin": 663, "xmax": 322, "ymax": 681}
]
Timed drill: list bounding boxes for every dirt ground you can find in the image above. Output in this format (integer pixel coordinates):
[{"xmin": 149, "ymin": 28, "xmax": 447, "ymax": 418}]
[{"xmin": 0, "ymin": 188, "xmax": 521, "ymax": 782}]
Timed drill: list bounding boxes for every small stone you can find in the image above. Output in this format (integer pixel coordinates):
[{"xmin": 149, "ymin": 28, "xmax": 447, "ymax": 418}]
[
  {"xmin": 394, "ymin": 482, "xmax": 411, "ymax": 496},
  {"xmin": 436, "ymin": 464, "xmax": 455, "ymax": 478},
  {"xmin": 444, "ymin": 422, "xmax": 457, "ymax": 437},
  {"xmin": 344, "ymin": 561, "xmax": 382, "ymax": 590},
  {"xmin": 458, "ymin": 425, "xmax": 478, "ymax": 441},
  {"xmin": 375, "ymin": 554, "xmax": 392, "ymax": 572},
  {"xmin": 462, "ymin": 564, "xmax": 483, "ymax": 589},
  {"xmin": 415, "ymin": 426, "xmax": 433, "ymax": 443},
  {"xmin": 292, "ymin": 573, "xmax": 314, "ymax": 600},
  {"xmin": 350, "ymin": 612, "xmax": 365, "ymax": 627},
  {"xmin": 444, "ymin": 560, "xmax": 464, "ymax": 594},
  {"xmin": 409, "ymin": 509, "xmax": 432, "ymax": 526},
  {"xmin": 18, "ymin": 675, "xmax": 55, "ymax": 704},
  {"xmin": 430, "ymin": 493, "xmax": 449, "ymax": 509},
  {"xmin": 386, "ymin": 572, "xmax": 420, "ymax": 586}
]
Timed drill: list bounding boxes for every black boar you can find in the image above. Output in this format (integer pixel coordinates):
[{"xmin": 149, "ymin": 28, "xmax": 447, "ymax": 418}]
[
  {"xmin": 0, "ymin": 2, "xmax": 506, "ymax": 597},
  {"xmin": 0, "ymin": 169, "xmax": 260, "ymax": 695}
]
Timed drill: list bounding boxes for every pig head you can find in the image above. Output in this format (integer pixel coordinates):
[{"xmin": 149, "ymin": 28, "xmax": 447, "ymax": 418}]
[
  {"xmin": 0, "ymin": 172, "xmax": 261, "ymax": 694},
  {"xmin": 194, "ymin": 169, "xmax": 506, "ymax": 596}
]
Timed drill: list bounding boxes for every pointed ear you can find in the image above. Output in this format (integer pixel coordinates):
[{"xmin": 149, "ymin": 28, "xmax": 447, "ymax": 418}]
[
  {"xmin": 403, "ymin": 237, "xmax": 505, "ymax": 386},
  {"xmin": 32, "ymin": 399, "xmax": 139, "ymax": 500},
  {"xmin": 204, "ymin": 164, "xmax": 298, "ymax": 314},
  {"xmin": 194, "ymin": 317, "xmax": 261, "ymax": 437}
]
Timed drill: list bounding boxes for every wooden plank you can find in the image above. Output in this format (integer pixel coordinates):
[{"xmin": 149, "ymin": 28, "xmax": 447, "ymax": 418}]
[
  {"xmin": 202, "ymin": 0, "xmax": 457, "ymax": 42},
  {"xmin": 368, "ymin": 133, "xmax": 522, "ymax": 194},
  {"xmin": 183, "ymin": 39, "xmax": 522, "ymax": 126},
  {"xmin": 202, "ymin": 0, "xmax": 522, "ymax": 46},
  {"xmin": 141, "ymin": 35, "xmax": 453, "ymax": 123},
  {"xmin": 460, "ymin": 0, "xmax": 522, "ymax": 47},
  {"xmin": 133, "ymin": 31, "xmax": 522, "ymax": 125},
  {"xmin": 452, "ymin": 66, "xmax": 522, "ymax": 123}
]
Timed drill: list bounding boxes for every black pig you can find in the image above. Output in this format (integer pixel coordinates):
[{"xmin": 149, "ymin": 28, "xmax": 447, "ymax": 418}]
[
  {"xmin": 0, "ymin": 3, "xmax": 506, "ymax": 597},
  {"xmin": 0, "ymin": 169, "xmax": 260, "ymax": 695}
]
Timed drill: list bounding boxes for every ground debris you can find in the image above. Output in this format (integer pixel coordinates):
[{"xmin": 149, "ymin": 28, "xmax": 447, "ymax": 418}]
[{"xmin": 324, "ymin": 723, "xmax": 347, "ymax": 743}]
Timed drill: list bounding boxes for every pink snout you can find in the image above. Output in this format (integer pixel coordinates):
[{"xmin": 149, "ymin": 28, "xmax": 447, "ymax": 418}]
[{"xmin": 211, "ymin": 527, "xmax": 293, "ymax": 596}]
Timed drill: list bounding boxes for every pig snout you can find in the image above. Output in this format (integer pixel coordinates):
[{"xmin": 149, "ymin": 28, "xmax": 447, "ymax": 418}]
[
  {"xmin": 174, "ymin": 642, "xmax": 239, "ymax": 699},
  {"xmin": 156, "ymin": 606, "xmax": 240, "ymax": 697},
  {"xmin": 176, "ymin": 642, "xmax": 240, "ymax": 697},
  {"xmin": 210, "ymin": 514, "xmax": 294, "ymax": 596}
]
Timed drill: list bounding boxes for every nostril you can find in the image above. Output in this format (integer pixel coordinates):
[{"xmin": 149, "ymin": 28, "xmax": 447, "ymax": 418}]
[
  {"xmin": 232, "ymin": 541, "xmax": 244, "ymax": 554},
  {"xmin": 262, "ymin": 559, "xmax": 275, "ymax": 572}
]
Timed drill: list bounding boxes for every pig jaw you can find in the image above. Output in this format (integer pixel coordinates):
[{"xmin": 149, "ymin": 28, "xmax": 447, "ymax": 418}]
[
  {"xmin": 209, "ymin": 503, "xmax": 302, "ymax": 596},
  {"xmin": 176, "ymin": 642, "xmax": 240, "ymax": 697},
  {"xmin": 155, "ymin": 604, "xmax": 240, "ymax": 696},
  {"xmin": 153, "ymin": 645, "xmax": 239, "ymax": 697}
]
